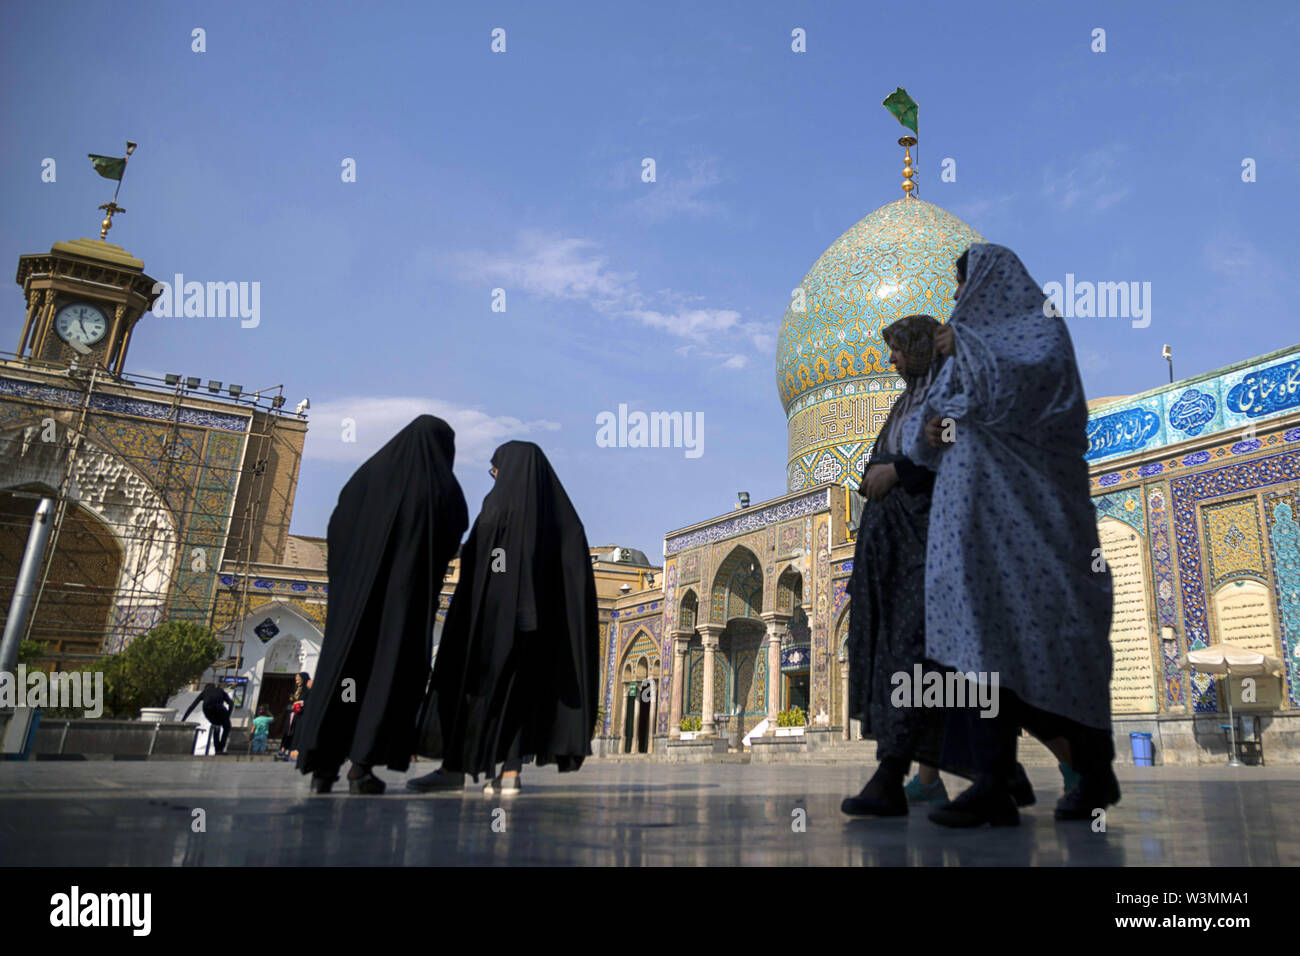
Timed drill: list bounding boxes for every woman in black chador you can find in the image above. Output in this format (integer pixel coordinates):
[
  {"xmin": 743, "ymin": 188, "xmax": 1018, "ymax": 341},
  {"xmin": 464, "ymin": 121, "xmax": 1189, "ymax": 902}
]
[
  {"xmin": 294, "ymin": 415, "xmax": 468, "ymax": 794},
  {"xmin": 409, "ymin": 441, "xmax": 599, "ymax": 795}
]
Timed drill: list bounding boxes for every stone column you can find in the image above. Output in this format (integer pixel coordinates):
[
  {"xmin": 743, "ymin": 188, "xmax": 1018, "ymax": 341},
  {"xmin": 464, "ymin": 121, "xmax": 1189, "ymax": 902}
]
[
  {"xmin": 669, "ymin": 630, "xmax": 691, "ymax": 738},
  {"xmin": 632, "ymin": 686, "xmax": 642, "ymax": 753},
  {"xmin": 698, "ymin": 624, "xmax": 723, "ymax": 735},
  {"xmin": 839, "ymin": 650, "xmax": 850, "ymax": 741},
  {"xmin": 647, "ymin": 676, "xmax": 658, "ymax": 753},
  {"xmin": 761, "ymin": 613, "xmax": 788, "ymax": 734}
]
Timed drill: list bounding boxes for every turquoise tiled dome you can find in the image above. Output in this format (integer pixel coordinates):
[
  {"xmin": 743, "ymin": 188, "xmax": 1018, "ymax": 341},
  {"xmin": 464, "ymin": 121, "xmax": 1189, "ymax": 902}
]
[{"xmin": 778, "ymin": 197, "xmax": 984, "ymax": 491}]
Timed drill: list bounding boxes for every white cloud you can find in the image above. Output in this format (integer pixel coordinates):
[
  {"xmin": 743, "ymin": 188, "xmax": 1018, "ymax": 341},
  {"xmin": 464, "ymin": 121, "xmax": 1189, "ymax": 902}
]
[
  {"xmin": 947, "ymin": 191, "xmax": 1018, "ymax": 228},
  {"xmin": 630, "ymin": 156, "xmax": 725, "ymax": 222},
  {"xmin": 448, "ymin": 231, "xmax": 637, "ymax": 312},
  {"xmin": 1043, "ymin": 148, "xmax": 1131, "ymax": 214},
  {"xmin": 303, "ymin": 396, "xmax": 559, "ymax": 466},
  {"xmin": 1199, "ymin": 232, "xmax": 1291, "ymax": 318},
  {"xmin": 444, "ymin": 232, "xmax": 766, "ymax": 364},
  {"xmin": 627, "ymin": 306, "xmax": 742, "ymax": 341}
]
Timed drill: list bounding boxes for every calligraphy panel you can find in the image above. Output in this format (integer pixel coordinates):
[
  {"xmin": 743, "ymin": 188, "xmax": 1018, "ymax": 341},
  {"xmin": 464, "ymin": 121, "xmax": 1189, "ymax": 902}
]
[{"xmin": 1098, "ymin": 518, "xmax": 1159, "ymax": 713}]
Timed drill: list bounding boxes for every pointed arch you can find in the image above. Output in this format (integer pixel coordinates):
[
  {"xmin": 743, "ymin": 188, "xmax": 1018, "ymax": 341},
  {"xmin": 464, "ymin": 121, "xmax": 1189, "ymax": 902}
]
[{"xmin": 710, "ymin": 545, "xmax": 763, "ymax": 625}]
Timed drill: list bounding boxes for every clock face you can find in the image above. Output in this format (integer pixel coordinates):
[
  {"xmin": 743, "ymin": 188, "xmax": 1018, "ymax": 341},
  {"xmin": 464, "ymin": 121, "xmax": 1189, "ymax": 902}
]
[{"xmin": 54, "ymin": 302, "xmax": 108, "ymax": 346}]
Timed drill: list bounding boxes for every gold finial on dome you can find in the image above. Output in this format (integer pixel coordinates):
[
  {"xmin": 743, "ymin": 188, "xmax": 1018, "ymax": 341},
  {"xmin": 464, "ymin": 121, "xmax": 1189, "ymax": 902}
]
[
  {"xmin": 899, "ymin": 136, "xmax": 917, "ymax": 198},
  {"xmin": 98, "ymin": 201, "xmax": 125, "ymax": 240},
  {"xmin": 91, "ymin": 141, "xmax": 137, "ymax": 240}
]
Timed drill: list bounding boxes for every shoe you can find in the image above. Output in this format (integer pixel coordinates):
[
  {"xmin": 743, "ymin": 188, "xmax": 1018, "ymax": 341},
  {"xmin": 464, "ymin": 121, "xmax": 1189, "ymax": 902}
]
[
  {"xmin": 347, "ymin": 770, "xmax": 386, "ymax": 795},
  {"xmin": 407, "ymin": 769, "xmax": 466, "ymax": 793},
  {"xmin": 928, "ymin": 782, "xmax": 1019, "ymax": 828},
  {"xmin": 484, "ymin": 775, "xmax": 522, "ymax": 796},
  {"xmin": 1055, "ymin": 766, "xmax": 1121, "ymax": 821},
  {"xmin": 309, "ymin": 774, "xmax": 337, "ymax": 795},
  {"xmin": 1009, "ymin": 763, "xmax": 1036, "ymax": 807},
  {"xmin": 841, "ymin": 774, "xmax": 907, "ymax": 817},
  {"xmin": 903, "ymin": 773, "xmax": 949, "ymax": 805}
]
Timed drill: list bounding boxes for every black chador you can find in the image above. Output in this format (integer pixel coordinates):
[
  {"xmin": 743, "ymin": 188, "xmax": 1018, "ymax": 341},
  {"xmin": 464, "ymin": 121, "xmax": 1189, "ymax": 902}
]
[
  {"xmin": 295, "ymin": 416, "xmax": 467, "ymax": 794},
  {"xmin": 417, "ymin": 441, "xmax": 599, "ymax": 779}
]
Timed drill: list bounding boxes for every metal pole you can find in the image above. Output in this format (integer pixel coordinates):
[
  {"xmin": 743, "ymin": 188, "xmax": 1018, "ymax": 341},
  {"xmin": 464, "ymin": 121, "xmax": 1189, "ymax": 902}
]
[
  {"xmin": 1225, "ymin": 666, "xmax": 1242, "ymax": 767},
  {"xmin": 0, "ymin": 497, "xmax": 57, "ymax": 676}
]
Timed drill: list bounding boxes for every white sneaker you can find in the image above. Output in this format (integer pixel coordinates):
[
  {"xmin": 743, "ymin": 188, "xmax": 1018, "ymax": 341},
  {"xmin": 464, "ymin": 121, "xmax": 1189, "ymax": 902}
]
[{"xmin": 484, "ymin": 775, "xmax": 521, "ymax": 796}]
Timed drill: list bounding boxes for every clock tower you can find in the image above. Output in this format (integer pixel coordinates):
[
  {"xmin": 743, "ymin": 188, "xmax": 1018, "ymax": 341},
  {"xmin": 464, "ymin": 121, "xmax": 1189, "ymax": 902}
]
[{"xmin": 14, "ymin": 237, "xmax": 159, "ymax": 375}]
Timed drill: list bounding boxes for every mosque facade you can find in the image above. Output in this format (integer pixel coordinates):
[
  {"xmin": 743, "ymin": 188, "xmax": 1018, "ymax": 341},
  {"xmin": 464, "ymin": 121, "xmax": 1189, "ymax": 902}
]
[
  {"xmin": 0, "ymin": 235, "xmax": 328, "ymax": 733},
  {"xmin": 594, "ymin": 189, "xmax": 1300, "ymax": 766},
  {"xmin": 6, "ymin": 193, "xmax": 1298, "ymax": 765}
]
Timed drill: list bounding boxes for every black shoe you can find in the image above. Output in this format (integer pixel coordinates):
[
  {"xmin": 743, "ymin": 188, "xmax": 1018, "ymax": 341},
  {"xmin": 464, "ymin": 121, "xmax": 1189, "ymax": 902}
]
[
  {"xmin": 1055, "ymin": 766, "xmax": 1120, "ymax": 821},
  {"xmin": 928, "ymin": 782, "xmax": 1019, "ymax": 828},
  {"xmin": 1009, "ymin": 762, "xmax": 1036, "ymax": 807},
  {"xmin": 309, "ymin": 774, "xmax": 337, "ymax": 794},
  {"xmin": 348, "ymin": 770, "xmax": 386, "ymax": 795},
  {"xmin": 407, "ymin": 769, "xmax": 467, "ymax": 792},
  {"xmin": 841, "ymin": 773, "xmax": 907, "ymax": 817}
]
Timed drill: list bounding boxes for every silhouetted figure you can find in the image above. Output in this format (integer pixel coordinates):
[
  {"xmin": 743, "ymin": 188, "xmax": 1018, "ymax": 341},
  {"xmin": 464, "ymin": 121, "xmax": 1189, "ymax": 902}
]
[
  {"xmin": 410, "ymin": 441, "xmax": 599, "ymax": 795},
  {"xmin": 294, "ymin": 416, "xmax": 468, "ymax": 795},
  {"xmin": 183, "ymin": 683, "xmax": 234, "ymax": 755}
]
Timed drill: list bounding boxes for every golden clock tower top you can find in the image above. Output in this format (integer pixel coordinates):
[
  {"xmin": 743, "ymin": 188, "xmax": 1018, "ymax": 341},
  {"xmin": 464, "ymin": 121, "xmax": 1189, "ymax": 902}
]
[{"xmin": 14, "ymin": 236, "xmax": 159, "ymax": 375}]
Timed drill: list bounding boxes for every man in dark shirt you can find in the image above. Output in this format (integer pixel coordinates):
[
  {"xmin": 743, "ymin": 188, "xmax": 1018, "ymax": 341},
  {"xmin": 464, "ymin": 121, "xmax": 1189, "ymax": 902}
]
[{"xmin": 182, "ymin": 684, "xmax": 235, "ymax": 754}]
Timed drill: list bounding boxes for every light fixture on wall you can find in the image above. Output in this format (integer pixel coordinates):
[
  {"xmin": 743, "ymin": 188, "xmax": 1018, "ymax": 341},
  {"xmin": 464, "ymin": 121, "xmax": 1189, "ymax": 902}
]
[{"xmin": 737, "ymin": 491, "xmax": 750, "ymax": 508}]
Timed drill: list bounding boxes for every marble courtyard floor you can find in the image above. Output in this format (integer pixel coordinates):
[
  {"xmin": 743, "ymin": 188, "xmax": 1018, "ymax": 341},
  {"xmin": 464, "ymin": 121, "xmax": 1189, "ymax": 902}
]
[{"xmin": 1, "ymin": 758, "xmax": 1296, "ymax": 866}]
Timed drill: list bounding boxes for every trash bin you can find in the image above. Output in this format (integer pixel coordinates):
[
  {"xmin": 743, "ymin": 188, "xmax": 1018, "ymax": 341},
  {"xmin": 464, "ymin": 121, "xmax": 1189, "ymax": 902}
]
[{"xmin": 1129, "ymin": 731, "xmax": 1154, "ymax": 766}]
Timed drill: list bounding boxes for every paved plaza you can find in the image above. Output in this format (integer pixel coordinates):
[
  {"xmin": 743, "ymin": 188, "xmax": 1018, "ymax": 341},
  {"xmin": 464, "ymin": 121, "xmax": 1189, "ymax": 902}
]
[{"xmin": 2, "ymin": 757, "xmax": 1297, "ymax": 866}]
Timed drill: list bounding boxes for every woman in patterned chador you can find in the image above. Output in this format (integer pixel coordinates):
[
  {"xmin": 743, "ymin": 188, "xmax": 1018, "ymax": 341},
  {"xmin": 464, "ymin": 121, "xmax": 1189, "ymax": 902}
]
[
  {"xmin": 905, "ymin": 244, "xmax": 1117, "ymax": 827},
  {"xmin": 842, "ymin": 315, "xmax": 1037, "ymax": 817}
]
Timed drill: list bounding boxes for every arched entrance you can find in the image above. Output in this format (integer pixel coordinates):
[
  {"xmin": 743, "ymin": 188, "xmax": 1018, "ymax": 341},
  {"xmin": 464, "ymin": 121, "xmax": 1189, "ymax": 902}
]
[
  {"xmin": 711, "ymin": 546, "xmax": 763, "ymax": 624},
  {"xmin": 0, "ymin": 486, "xmax": 122, "ymax": 665},
  {"xmin": 781, "ymin": 606, "xmax": 812, "ymax": 717},
  {"xmin": 617, "ymin": 631, "xmax": 660, "ymax": 754},
  {"xmin": 0, "ymin": 425, "xmax": 178, "ymax": 663},
  {"xmin": 219, "ymin": 600, "xmax": 324, "ymax": 730}
]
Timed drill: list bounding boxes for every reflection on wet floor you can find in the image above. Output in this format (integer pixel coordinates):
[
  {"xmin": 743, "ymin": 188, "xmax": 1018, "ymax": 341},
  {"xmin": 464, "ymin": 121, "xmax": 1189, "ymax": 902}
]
[{"xmin": 1, "ymin": 761, "xmax": 1296, "ymax": 866}]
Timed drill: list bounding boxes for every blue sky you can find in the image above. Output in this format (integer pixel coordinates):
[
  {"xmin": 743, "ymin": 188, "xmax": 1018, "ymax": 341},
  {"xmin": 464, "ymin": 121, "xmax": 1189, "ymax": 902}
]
[{"xmin": 3, "ymin": 1, "xmax": 1297, "ymax": 558}]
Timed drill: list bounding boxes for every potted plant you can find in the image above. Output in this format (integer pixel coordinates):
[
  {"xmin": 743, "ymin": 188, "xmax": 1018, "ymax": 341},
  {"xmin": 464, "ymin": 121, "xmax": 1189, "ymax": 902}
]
[
  {"xmin": 91, "ymin": 621, "xmax": 223, "ymax": 720},
  {"xmin": 679, "ymin": 715, "xmax": 702, "ymax": 740},
  {"xmin": 775, "ymin": 706, "xmax": 806, "ymax": 736}
]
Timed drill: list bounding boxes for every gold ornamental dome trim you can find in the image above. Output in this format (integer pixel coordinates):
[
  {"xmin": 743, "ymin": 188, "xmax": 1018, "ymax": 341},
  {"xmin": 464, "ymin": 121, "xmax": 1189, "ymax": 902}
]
[{"xmin": 775, "ymin": 196, "xmax": 984, "ymax": 412}]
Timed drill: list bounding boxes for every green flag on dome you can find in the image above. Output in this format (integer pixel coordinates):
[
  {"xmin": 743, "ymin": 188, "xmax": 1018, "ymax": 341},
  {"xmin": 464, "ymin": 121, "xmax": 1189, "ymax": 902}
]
[
  {"xmin": 88, "ymin": 154, "xmax": 127, "ymax": 181},
  {"xmin": 882, "ymin": 88, "xmax": 918, "ymax": 134}
]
